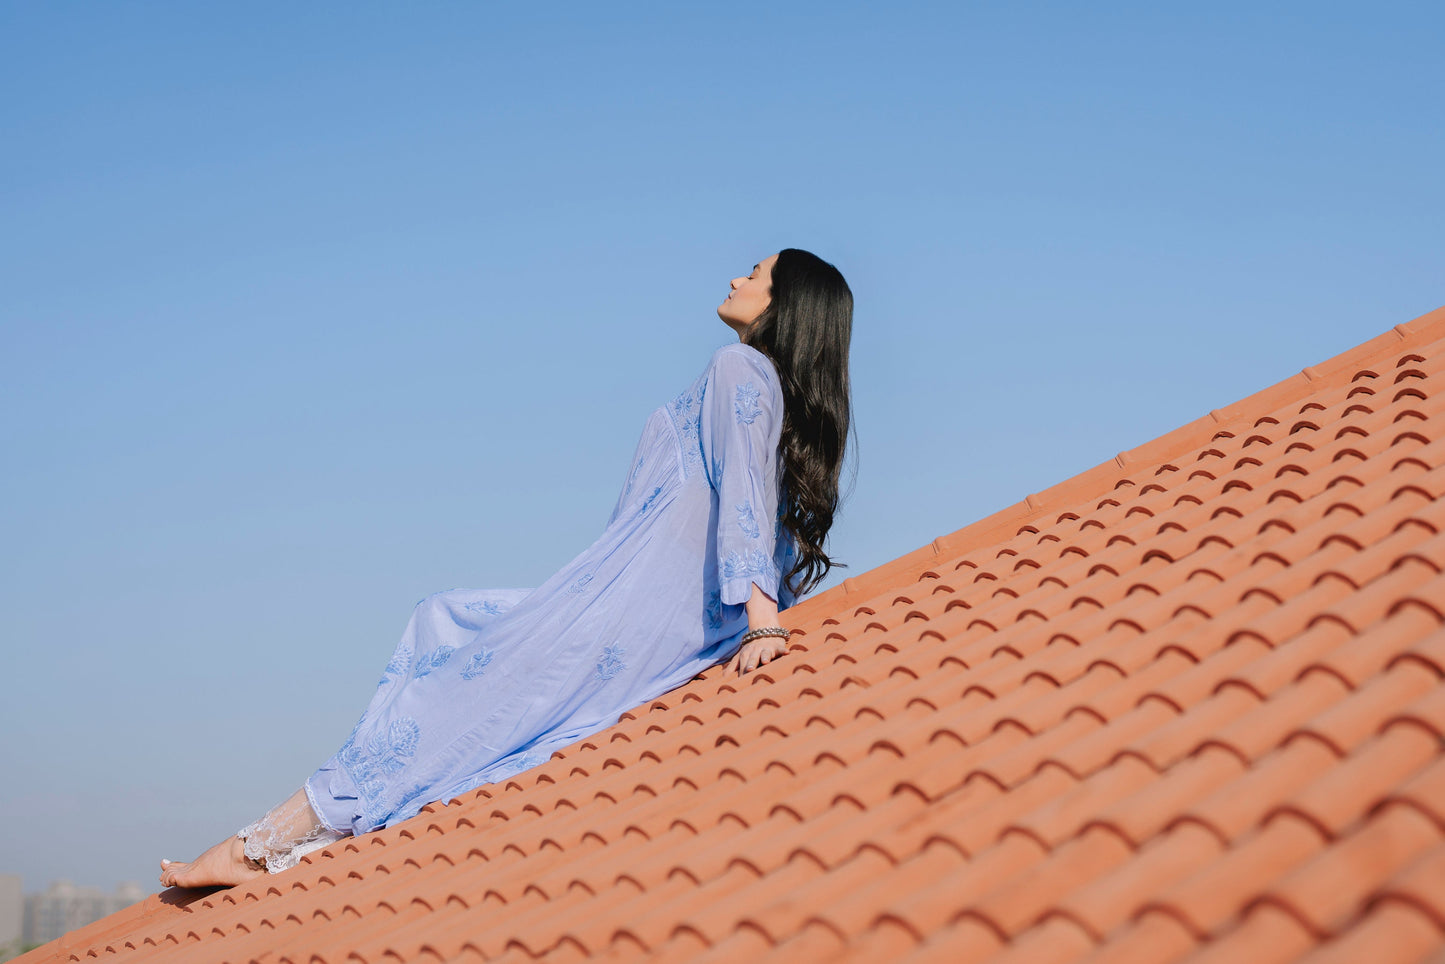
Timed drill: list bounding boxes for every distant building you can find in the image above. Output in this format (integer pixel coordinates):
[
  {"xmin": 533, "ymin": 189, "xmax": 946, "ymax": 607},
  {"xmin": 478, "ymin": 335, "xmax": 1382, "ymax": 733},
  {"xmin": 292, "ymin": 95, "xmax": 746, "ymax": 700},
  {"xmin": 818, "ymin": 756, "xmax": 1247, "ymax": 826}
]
[
  {"xmin": 21, "ymin": 880, "xmax": 145, "ymax": 949},
  {"xmin": 0, "ymin": 875, "xmax": 20, "ymax": 959}
]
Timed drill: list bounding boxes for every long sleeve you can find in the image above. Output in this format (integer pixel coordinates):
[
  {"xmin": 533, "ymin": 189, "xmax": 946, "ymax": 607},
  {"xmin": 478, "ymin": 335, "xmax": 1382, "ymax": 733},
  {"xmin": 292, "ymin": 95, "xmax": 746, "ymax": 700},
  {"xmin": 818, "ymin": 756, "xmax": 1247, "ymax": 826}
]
[{"xmin": 699, "ymin": 345, "xmax": 786, "ymax": 606}]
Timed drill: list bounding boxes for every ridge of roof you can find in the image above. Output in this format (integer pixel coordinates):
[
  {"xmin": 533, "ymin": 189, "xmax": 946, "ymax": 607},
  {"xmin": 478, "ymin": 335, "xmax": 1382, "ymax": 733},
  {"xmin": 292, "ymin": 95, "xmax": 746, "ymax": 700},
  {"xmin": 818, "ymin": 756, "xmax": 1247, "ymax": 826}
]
[{"xmin": 22, "ymin": 304, "xmax": 1445, "ymax": 964}]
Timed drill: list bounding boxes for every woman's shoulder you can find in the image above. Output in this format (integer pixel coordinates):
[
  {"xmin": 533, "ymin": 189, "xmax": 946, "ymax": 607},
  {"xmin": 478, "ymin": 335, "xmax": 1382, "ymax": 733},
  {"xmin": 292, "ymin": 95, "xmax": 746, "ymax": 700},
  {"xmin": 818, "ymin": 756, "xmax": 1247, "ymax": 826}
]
[{"xmin": 705, "ymin": 342, "xmax": 779, "ymax": 387}]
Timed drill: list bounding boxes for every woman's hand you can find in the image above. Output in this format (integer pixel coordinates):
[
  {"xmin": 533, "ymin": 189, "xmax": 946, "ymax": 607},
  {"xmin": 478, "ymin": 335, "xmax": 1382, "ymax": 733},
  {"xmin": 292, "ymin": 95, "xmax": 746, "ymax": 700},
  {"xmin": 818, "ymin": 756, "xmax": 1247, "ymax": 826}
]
[
  {"xmin": 727, "ymin": 633, "xmax": 789, "ymax": 676},
  {"xmin": 729, "ymin": 582, "xmax": 788, "ymax": 676}
]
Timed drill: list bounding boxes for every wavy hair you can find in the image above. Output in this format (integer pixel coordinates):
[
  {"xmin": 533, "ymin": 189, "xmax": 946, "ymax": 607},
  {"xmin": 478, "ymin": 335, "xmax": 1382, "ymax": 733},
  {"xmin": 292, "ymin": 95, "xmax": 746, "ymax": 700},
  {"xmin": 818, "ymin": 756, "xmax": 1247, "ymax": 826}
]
[{"xmin": 743, "ymin": 248, "xmax": 854, "ymax": 596}]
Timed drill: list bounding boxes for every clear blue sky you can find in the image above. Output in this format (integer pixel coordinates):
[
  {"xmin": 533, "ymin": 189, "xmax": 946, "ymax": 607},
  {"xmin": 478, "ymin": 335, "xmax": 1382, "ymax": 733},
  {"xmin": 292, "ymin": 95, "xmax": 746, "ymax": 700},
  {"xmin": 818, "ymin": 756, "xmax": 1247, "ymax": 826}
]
[{"xmin": 1, "ymin": 2, "xmax": 1440, "ymax": 893}]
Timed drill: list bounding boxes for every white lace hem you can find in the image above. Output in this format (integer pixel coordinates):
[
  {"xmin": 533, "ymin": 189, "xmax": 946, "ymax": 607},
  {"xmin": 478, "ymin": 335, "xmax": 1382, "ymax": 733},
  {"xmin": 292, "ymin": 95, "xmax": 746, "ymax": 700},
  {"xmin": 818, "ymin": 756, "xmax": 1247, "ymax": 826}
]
[{"xmin": 235, "ymin": 787, "xmax": 348, "ymax": 874}]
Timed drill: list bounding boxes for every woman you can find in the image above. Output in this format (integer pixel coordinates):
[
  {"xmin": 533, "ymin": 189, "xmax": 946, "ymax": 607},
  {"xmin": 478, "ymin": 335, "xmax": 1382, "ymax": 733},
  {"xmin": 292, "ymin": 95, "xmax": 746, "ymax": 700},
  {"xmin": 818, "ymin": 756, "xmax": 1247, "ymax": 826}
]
[{"xmin": 159, "ymin": 248, "xmax": 853, "ymax": 888}]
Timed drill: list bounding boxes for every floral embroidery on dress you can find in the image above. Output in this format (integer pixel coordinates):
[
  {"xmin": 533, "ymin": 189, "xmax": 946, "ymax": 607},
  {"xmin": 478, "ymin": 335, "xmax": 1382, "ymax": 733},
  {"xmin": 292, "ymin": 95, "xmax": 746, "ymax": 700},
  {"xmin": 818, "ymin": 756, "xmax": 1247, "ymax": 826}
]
[
  {"xmin": 464, "ymin": 600, "xmax": 504, "ymax": 616},
  {"xmin": 377, "ymin": 643, "xmax": 414, "ymax": 686},
  {"xmin": 640, "ymin": 485, "xmax": 663, "ymax": 514},
  {"xmin": 735, "ymin": 382, "xmax": 762, "ymax": 425},
  {"xmin": 666, "ymin": 386, "xmax": 705, "ymax": 474},
  {"xmin": 453, "ymin": 771, "xmax": 490, "ymax": 796},
  {"xmin": 461, "ymin": 649, "xmax": 495, "ymax": 680},
  {"xmin": 624, "ymin": 454, "xmax": 645, "ymax": 497},
  {"xmin": 393, "ymin": 782, "xmax": 434, "ymax": 818},
  {"xmin": 566, "ymin": 572, "xmax": 593, "ymax": 595},
  {"xmin": 500, "ymin": 750, "xmax": 545, "ymax": 777},
  {"xmin": 596, "ymin": 643, "xmax": 627, "ymax": 681},
  {"xmin": 723, "ymin": 548, "xmax": 779, "ymax": 583},
  {"xmin": 705, "ymin": 589, "xmax": 723, "ymax": 629},
  {"xmin": 413, "ymin": 646, "xmax": 456, "ymax": 679},
  {"xmin": 339, "ymin": 717, "xmax": 422, "ymax": 818},
  {"xmin": 736, "ymin": 501, "xmax": 760, "ymax": 539}
]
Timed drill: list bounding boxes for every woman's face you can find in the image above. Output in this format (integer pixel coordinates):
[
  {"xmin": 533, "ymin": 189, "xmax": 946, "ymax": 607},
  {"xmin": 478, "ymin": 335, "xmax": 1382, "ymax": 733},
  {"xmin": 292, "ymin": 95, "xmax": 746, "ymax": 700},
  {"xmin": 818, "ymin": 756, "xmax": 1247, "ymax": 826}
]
[{"xmin": 717, "ymin": 253, "xmax": 778, "ymax": 335}]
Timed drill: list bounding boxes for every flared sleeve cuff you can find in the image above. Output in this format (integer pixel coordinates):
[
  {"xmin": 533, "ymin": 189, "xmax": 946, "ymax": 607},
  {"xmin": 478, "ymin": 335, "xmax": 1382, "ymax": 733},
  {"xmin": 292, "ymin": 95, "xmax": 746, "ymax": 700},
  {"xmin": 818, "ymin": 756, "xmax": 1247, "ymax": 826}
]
[{"xmin": 719, "ymin": 551, "xmax": 783, "ymax": 607}]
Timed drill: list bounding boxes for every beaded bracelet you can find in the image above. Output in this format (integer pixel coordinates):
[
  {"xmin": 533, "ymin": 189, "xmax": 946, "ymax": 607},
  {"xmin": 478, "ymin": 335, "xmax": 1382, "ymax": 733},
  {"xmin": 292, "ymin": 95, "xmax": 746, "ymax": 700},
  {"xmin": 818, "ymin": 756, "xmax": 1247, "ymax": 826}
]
[{"xmin": 740, "ymin": 626, "xmax": 791, "ymax": 646}]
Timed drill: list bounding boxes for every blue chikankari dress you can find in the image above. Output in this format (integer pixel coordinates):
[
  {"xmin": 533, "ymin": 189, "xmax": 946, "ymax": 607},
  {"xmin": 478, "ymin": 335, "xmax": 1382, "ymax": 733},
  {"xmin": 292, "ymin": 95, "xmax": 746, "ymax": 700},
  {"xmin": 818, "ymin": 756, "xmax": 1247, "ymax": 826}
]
[{"xmin": 304, "ymin": 344, "xmax": 797, "ymax": 835}]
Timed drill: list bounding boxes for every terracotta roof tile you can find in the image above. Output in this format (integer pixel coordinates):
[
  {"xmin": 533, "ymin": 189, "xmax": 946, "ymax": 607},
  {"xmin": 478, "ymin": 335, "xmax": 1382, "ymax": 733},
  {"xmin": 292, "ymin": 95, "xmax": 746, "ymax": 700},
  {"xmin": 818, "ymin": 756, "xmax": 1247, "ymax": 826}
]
[
  {"xmin": 21, "ymin": 306, "xmax": 1445, "ymax": 963},
  {"xmin": 1291, "ymin": 899, "xmax": 1445, "ymax": 964}
]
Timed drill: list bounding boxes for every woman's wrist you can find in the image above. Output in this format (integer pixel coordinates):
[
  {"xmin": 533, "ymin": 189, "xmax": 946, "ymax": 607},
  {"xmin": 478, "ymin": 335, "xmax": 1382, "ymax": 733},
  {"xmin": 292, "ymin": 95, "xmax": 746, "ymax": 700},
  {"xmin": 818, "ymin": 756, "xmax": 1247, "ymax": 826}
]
[
  {"xmin": 739, "ymin": 626, "xmax": 791, "ymax": 646},
  {"xmin": 744, "ymin": 581, "xmax": 781, "ymax": 631}
]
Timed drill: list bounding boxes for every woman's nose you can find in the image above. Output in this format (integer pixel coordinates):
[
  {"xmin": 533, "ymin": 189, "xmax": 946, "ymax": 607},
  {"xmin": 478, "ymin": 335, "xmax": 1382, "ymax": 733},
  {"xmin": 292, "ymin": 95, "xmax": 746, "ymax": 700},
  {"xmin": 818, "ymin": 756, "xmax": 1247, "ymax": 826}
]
[{"xmin": 730, "ymin": 277, "xmax": 744, "ymax": 289}]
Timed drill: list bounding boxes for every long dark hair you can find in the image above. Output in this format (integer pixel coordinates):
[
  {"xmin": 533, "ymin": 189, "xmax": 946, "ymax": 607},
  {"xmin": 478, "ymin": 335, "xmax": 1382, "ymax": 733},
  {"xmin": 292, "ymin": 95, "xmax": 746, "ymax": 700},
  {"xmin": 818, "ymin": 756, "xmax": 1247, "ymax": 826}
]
[{"xmin": 743, "ymin": 248, "xmax": 854, "ymax": 597}]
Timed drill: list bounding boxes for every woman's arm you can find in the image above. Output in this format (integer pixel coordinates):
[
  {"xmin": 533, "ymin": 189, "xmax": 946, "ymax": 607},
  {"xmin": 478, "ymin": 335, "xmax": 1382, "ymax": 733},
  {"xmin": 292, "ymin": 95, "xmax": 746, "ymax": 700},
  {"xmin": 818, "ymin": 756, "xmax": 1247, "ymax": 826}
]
[
  {"xmin": 699, "ymin": 346, "xmax": 790, "ymax": 677},
  {"xmin": 726, "ymin": 582, "xmax": 789, "ymax": 676}
]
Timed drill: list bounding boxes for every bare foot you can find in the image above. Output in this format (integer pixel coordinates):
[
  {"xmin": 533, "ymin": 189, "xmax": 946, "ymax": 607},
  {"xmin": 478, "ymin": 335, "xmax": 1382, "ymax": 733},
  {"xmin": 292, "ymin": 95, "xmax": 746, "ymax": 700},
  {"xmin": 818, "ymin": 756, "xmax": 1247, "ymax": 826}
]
[{"xmin": 159, "ymin": 835, "xmax": 266, "ymax": 889}]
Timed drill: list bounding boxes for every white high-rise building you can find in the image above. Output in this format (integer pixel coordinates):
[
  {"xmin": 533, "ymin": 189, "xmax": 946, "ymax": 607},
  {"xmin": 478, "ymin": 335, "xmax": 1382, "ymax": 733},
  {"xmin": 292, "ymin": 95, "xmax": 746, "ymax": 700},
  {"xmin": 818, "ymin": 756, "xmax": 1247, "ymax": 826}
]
[
  {"xmin": 20, "ymin": 880, "xmax": 145, "ymax": 949},
  {"xmin": 0, "ymin": 875, "xmax": 22, "ymax": 961}
]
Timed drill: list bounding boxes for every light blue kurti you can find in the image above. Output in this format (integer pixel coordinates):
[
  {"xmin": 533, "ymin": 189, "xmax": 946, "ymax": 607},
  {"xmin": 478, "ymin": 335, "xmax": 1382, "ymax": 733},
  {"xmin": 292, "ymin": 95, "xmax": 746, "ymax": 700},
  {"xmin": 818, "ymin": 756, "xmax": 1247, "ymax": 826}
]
[{"xmin": 306, "ymin": 344, "xmax": 797, "ymax": 835}]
